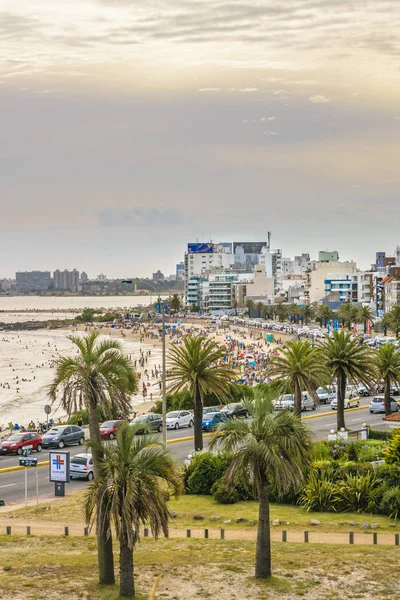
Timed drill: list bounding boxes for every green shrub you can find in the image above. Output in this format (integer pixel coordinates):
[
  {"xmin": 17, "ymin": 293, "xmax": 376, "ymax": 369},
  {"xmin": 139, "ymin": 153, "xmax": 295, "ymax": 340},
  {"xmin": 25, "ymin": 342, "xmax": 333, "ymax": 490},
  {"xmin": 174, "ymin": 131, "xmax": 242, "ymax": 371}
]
[
  {"xmin": 376, "ymin": 464, "xmax": 400, "ymax": 487},
  {"xmin": 383, "ymin": 429, "xmax": 400, "ymax": 464},
  {"xmin": 337, "ymin": 472, "xmax": 382, "ymax": 513},
  {"xmin": 346, "ymin": 442, "xmax": 359, "ymax": 462},
  {"xmin": 357, "ymin": 442, "xmax": 385, "ymax": 463},
  {"xmin": 312, "ymin": 441, "xmax": 332, "ymax": 461},
  {"xmin": 380, "ymin": 487, "xmax": 400, "ymax": 520},
  {"xmin": 368, "ymin": 428, "xmax": 392, "ymax": 441},
  {"xmin": 211, "ymin": 481, "xmax": 239, "ymax": 504},
  {"xmin": 299, "ymin": 471, "xmax": 340, "ymax": 512},
  {"xmin": 337, "ymin": 461, "xmax": 374, "ymax": 479},
  {"xmin": 182, "ymin": 452, "xmax": 232, "ymax": 495}
]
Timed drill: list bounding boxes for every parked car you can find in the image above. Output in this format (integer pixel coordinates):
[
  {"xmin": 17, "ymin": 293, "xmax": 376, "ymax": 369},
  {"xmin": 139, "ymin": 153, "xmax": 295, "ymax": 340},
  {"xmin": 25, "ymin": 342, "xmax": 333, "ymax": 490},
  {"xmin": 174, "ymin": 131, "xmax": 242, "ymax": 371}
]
[
  {"xmin": 358, "ymin": 386, "xmax": 370, "ymax": 397},
  {"xmin": 369, "ymin": 396, "xmax": 399, "ymax": 414},
  {"xmin": 316, "ymin": 387, "xmax": 336, "ymax": 405},
  {"xmin": 203, "ymin": 406, "xmax": 221, "ymax": 415},
  {"xmin": 220, "ymin": 403, "xmax": 249, "ymax": 418},
  {"xmin": 274, "ymin": 392, "xmax": 316, "ymax": 412},
  {"xmin": 42, "ymin": 425, "xmax": 84, "ymax": 449},
  {"xmin": 202, "ymin": 412, "xmax": 227, "ymax": 431},
  {"xmin": 99, "ymin": 420, "xmax": 125, "ymax": 440},
  {"xmin": 376, "ymin": 384, "xmax": 399, "ymax": 395},
  {"xmin": 165, "ymin": 411, "xmax": 193, "ymax": 430},
  {"xmin": 331, "ymin": 392, "xmax": 360, "ymax": 411},
  {"xmin": 1, "ymin": 432, "xmax": 43, "ymax": 455},
  {"xmin": 70, "ymin": 453, "xmax": 94, "ymax": 480},
  {"xmin": 130, "ymin": 414, "xmax": 163, "ymax": 434}
]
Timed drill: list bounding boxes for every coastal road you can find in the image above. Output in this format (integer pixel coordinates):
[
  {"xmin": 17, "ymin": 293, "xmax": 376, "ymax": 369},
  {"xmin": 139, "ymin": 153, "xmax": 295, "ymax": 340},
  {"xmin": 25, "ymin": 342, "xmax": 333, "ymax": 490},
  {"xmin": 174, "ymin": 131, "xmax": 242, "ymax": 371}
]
[{"xmin": 0, "ymin": 401, "xmax": 393, "ymax": 504}]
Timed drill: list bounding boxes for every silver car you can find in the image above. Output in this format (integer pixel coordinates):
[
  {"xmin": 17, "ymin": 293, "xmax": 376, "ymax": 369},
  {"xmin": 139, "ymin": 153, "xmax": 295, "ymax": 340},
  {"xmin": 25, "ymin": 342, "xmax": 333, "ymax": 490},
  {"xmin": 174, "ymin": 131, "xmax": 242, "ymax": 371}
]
[
  {"xmin": 369, "ymin": 396, "xmax": 399, "ymax": 414},
  {"xmin": 70, "ymin": 453, "xmax": 94, "ymax": 481}
]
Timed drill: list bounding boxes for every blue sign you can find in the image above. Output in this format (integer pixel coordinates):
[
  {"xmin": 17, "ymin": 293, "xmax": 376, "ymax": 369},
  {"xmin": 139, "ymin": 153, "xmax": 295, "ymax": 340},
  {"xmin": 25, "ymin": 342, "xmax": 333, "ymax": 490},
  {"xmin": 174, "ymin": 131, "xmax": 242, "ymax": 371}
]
[
  {"xmin": 199, "ymin": 310, "xmax": 203, "ymax": 315},
  {"xmin": 188, "ymin": 243, "xmax": 213, "ymax": 254},
  {"xmin": 156, "ymin": 304, "xmax": 161, "ymax": 313}
]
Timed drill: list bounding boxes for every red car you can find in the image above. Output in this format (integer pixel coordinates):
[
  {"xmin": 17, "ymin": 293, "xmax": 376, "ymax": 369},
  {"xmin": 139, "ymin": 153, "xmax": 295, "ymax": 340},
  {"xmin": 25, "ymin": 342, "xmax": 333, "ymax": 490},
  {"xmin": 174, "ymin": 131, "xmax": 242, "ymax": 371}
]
[
  {"xmin": 1, "ymin": 432, "xmax": 43, "ymax": 455},
  {"xmin": 99, "ymin": 420, "xmax": 125, "ymax": 440}
]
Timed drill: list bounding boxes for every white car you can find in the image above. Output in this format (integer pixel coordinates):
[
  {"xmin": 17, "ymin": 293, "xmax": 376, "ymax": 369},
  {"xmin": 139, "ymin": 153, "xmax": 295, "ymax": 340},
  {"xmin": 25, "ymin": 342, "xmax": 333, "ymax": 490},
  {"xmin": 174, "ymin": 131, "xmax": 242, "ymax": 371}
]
[
  {"xmin": 274, "ymin": 393, "xmax": 316, "ymax": 412},
  {"xmin": 70, "ymin": 453, "xmax": 94, "ymax": 481},
  {"xmin": 165, "ymin": 410, "xmax": 193, "ymax": 430},
  {"xmin": 331, "ymin": 392, "xmax": 360, "ymax": 410},
  {"xmin": 316, "ymin": 387, "xmax": 336, "ymax": 405}
]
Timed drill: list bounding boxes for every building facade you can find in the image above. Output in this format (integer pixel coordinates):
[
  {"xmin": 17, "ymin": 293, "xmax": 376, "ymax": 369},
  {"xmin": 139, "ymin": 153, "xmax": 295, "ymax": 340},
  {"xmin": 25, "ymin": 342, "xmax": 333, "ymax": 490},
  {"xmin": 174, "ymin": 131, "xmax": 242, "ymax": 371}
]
[
  {"xmin": 16, "ymin": 271, "xmax": 51, "ymax": 292},
  {"xmin": 53, "ymin": 269, "xmax": 80, "ymax": 292}
]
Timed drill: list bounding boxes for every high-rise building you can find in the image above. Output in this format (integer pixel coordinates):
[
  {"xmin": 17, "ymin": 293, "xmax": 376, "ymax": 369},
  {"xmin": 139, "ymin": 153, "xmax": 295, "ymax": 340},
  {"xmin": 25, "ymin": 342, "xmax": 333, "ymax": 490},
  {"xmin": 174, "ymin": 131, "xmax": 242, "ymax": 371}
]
[
  {"xmin": 80, "ymin": 271, "xmax": 88, "ymax": 282},
  {"xmin": 53, "ymin": 269, "xmax": 80, "ymax": 292},
  {"xmin": 16, "ymin": 271, "xmax": 51, "ymax": 292},
  {"xmin": 176, "ymin": 263, "xmax": 185, "ymax": 280},
  {"xmin": 152, "ymin": 270, "xmax": 165, "ymax": 281}
]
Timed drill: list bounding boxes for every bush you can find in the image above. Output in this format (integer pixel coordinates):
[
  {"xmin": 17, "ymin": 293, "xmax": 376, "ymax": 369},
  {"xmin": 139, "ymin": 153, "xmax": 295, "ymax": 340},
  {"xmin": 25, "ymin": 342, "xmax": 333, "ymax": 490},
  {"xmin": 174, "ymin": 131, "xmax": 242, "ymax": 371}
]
[
  {"xmin": 299, "ymin": 471, "xmax": 340, "ymax": 512},
  {"xmin": 337, "ymin": 472, "xmax": 383, "ymax": 513},
  {"xmin": 312, "ymin": 441, "xmax": 332, "ymax": 461},
  {"xmin": 368, "ymin": 428, "xmax": 392, "ymax": 441},
  {"xmin": 357, "ymin": 442, "xmax": 386, "ymax": 463},
  {"xmin": 337, "ymin": 461, "xmax": 374, "ymax": 478},
  {"xmin": 383, "ymin": 429, "xmax": 400, "ymax": 465},
  {"xmin": 182, "ymin": 452, "xmax": 232, "ymax": 495},
  {"xmin": 380, "ymin": 487, "xmax": 400, "ymax": 520},
  {"xmin": 211, "ymin": 481, "xmax": 239, "ymax": 504},
  {"xmin": 346, "ymin": 443, "xmax": 359, "ymax": 462},
  {"xmin": 376, "ymin": 464, "xmax": 400, "ymax": 487}
]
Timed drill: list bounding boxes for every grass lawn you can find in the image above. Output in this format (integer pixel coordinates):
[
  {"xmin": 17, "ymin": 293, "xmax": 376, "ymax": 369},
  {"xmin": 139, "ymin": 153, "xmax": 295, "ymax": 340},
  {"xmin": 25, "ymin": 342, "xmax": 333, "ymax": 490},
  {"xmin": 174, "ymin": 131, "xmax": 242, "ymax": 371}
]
[
  {"xmin": 2, "ymin": 491, "xmax": 397, "ymax": 535},
  {"xmin": 0, "ymin": 535, "xmax": 399, "ymax": 599}
]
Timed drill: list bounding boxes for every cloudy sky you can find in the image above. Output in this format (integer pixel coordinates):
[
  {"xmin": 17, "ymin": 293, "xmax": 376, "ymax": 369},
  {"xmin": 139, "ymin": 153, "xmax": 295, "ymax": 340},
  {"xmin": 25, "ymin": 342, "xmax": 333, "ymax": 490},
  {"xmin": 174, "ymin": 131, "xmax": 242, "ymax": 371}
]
[{"xmin": 1, "ymin": 0, "xmax": 400, "ymax": 278}]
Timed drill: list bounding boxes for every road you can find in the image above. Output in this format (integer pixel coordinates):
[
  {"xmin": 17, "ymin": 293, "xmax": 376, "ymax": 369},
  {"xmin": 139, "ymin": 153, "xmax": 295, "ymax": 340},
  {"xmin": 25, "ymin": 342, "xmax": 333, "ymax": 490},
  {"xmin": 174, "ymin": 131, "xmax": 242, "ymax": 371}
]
[{"xmin": 0, "ymin": 400, "xmax": 392, "ymax": 504}]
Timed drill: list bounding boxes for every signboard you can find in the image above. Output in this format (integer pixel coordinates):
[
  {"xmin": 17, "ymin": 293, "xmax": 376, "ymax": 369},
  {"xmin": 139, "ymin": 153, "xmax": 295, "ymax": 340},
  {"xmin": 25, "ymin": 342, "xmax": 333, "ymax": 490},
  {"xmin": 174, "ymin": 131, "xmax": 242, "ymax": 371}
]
[
  {"xmin": 187, "ymin": 243, "xmax": 214, "ymax": 254},
  {"xmin": 44, "ymin": 405, "xmax": 51, "ymax": 415},
  {"xmin": 19, "ymin": 457, "xmax": 38, "ymax": 467},
  {"xmin": 49, "ymin": 451, "xmax": 70, "ymax": 483}
]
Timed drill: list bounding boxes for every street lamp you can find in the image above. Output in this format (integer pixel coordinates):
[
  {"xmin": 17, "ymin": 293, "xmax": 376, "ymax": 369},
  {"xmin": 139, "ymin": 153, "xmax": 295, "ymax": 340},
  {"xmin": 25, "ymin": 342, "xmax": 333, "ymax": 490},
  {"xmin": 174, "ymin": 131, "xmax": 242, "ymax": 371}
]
[{"xmin": 123, "ymin": 280, "xmax": 167, "ymax": 444}]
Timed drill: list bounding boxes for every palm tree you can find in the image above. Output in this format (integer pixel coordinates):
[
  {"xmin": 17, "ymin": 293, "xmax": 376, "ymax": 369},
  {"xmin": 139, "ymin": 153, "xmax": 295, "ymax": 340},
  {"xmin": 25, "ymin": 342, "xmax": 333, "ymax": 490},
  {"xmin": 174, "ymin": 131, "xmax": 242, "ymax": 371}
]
[
  {"xmin": 375, "ymin": 344, "xmax": 400, "ymax": 415},
  {"xmin": 276, "ymin": 303, "xmax": 287, "ymax": 322},
  {"xmin": 380, "ymin": 313, "xmax": 393, "ymax": 337},
  {"xmin": 256, "ymin": 301, "xmax": 265, "ymax": 319},
  {"xmin": 337, "ymin": 303, "xmax": 351, "ymax": 329},
  {"xmin": 170, "ymin": 294, "xmax": 182, "ymax": 314},
  {"xmin": 300, "ymin": 304, "xmax": 315, "ymax": 325},
  {"xmin": 245, "ymin": 298, "xmax": 255, "ymax": 318},
  {"xmin": 316, "ymin": 305, "xmax": 334, "ymax": 328},
  {"xmin": 167, "ymin": 336, "xmax": 236, "ymax": 450},
  {"xmin": 288, "ymin": 304, "xmax": 299, "ymax": 323},
  {"xmin": 48, "ymin": 332, "xmax": 138, "ymax": 585},
  {"xmin": 388, "ymin": 306, "xmax": 400, "ymax": 338},
  {"xmin": 348, "ymin": 304, "xmax": 359, "ymax": 331},
  {"xmin": 357, "ymin": 306, "xmax": 374, "ymax": 334},
  {"xmin": 319, "ymin": 331, "xmax": 376, "ymax": 430},
  {"xmin": 232, "ymin": 298, "xmax": 238, "ymax": 316},
  {"xmin": 269, "ymin": 340, "xmax": 328, "ymax": 416},
  {"xmin": 85, "ymin": 423, "xmax": 182, "ymax": 597},
  {"xmin": 210, "ymin": 390, "xmax": 313, "ymax": 579}
]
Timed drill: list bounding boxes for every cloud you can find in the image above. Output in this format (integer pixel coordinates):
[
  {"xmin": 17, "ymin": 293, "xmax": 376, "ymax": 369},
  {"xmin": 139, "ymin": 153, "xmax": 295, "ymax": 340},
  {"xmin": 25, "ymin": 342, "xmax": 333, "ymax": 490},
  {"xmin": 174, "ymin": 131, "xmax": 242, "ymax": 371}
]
[
  {"xmin": 198, "ymin": 88, "xmax": 220, "ymax": 92},
  {"xmin": 97, "ymin": 209, "xmax": 182, "ymax": 228},
  {"xmin": 309, "ymin": 95, "xmax": 331, "ymax": 103}
]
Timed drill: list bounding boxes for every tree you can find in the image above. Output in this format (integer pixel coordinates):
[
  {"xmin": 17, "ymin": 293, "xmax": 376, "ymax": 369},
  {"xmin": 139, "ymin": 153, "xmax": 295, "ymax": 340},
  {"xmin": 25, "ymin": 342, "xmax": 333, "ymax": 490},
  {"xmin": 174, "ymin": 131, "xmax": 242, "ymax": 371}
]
[
  {"xmin": 337, "ymin": 303, "xmax": 351, "ymax": 329},
  {"xmin": 357, "ymin": 306, "xmax": 374, "ymax": 334},
  {"xmin": 319, "ymin": 331, "xmax": 376, "ymax": 430},
  {"xmin": 85, "ymin": 423, "xmax": 182, "ymax": 597},
  {"xmin": 210, "ymin": 389, "xmax": 313, "ymax": 578},
  {"xmin": 256, "ymin": 301, "xmax": 265, "ymax": 318},
  {"xmin": 375, "ymin": 344, "xmax": 400, "ymax": 416},
  {"xmin": 167, "ymin": 337, "xmax": 236, "ymax": 450},
  {"xmin": 300, "ymin": 304, "xmax": 315, "ymax": 325},
  {"xmin": 316, "ymin": 305, "xmax": 334, "ymax": 328},
  {"xmin": 48, "ymin": 332, "xmax": 138, "ymax": 585},
  {"xmin": 232, "ymin": 298, "xmax": 238, "ymax": 316},
  {"xmin": 268, "ymin": 340, "xmax": 328, "ymax": 416},
  {"xmin": 380, "ymin": 313, "xmax": 393, "ymax": 337},
  {"xmin": 170, "ymin": 293, "xmax": 183, "ymax": 314},
  {"xmin": 245, "ymin": 298, "xmax": 255, "ymax": 318},
  {"xmin": 276, "ymin": 303, "xmax": 287, "ymax": 322},
  {"xmin": 388, "ymin": 306, "xmax": 400, "ymax": 338}
]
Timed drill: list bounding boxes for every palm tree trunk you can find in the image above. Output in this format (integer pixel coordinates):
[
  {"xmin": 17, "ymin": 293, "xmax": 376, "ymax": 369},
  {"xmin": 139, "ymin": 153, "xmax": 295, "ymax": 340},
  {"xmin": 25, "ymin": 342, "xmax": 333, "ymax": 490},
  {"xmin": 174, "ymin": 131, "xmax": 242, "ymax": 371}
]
[
  {"xmin": 87, "ymin": 404, "xmax": 115, "ymax": 585},
  {"xmin": 255, "ymin": 477, "xmax": 271, "ymax": 578},
  {"xmin": 384, "ymin": 378, "xmax": 392, "ymax": 417},
  {"xmin": 119, "ymin": 530, "xmax": 135, "ymax": 597},
  {"xmin": 293, "ymin": 380, "xmax": 302, "ymax": 417},
  {"xmin": 364, "ymin": 321, "xmax": 367, "ymax": 334},
  {"xmin": 193, "ymin": 387, "xmax": 203, "ymax": 451},
  {"xmin": 336, "ymin": 372, "xmax": 346, "ymax": 430}
]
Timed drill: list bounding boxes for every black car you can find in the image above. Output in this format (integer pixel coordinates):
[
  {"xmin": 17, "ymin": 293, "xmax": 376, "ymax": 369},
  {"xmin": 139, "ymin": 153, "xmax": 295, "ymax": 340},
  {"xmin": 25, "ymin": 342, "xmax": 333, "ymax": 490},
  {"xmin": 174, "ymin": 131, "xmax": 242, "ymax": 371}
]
[
  {"xmin": 130, "ymin": 414, "xmax": 163, "ymax": 434},
  {"xmin": 220, "ymin": 403, "xmax": 249, "ymax": 418},
  {"xmin": 42, "ymin": 425, "xmax": 85, "ymax": 449}
]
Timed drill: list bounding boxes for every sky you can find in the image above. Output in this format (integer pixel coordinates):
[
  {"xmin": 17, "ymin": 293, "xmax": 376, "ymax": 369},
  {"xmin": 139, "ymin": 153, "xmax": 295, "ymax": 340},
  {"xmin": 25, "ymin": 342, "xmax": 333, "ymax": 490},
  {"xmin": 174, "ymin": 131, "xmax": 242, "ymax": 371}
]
[{"xmin": 1, "ymin": 0, "xmax": 400, "ymax": 278}]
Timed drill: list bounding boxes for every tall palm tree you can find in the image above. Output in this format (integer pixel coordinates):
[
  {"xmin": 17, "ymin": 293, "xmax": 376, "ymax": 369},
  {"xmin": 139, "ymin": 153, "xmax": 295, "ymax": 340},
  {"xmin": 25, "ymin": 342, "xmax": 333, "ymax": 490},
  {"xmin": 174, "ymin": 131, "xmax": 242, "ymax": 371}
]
[
  {"xmin": 316, "ymin": 305, "xmax": 334, "ymax": 328},
  {"xmin": 269, "ymin": 340, "xmax": 328, "ymax": 415},
  {"xmin": 170, "ymin": 293, "xmax": 182, "ymax": 314},
  {"xmin": 256, "ymin": 301, "xmax": 265, "ymax": 319},
  {"xmin": 380, "ymin": 313, "xmax": 393, "ymax": 337},
  {"xmin": 245, "ymin": 298, "xmax": 255, "ymax": 318},
  {"xmin": 300, "ymin": 304, "xmax": 315, "ymax": 325},
  {"xmin": 357, "ymin": 306, "xmax": 374, "ymax": 334},
  {"xmin": 48, "ymin": 332, "xmax": 138, "ymax": 585},
  {"xmin": 232, "ymin": 298, "xmax": 238, "ymax": 316},
  {"xmin": 375, "ymin": 344, "xmax": 400, "ymax": 415},
  {"xmin": 319, "ymin": 331, "xmax": 376, "ymax": 430},
  {"xmin": 85, "ymin": 423, "xmax": 182, "ymax": 598},
  {"xmin": 276, "ymin": 303, "xmax": 287, "ymax": 322},
  {"xmin": 210, "ymin": 390, "xmax": 313, "ymax": 579},
  {"xmin": 348, "ymin": 304, "xmax": 359, "ymax": 331},
  {"xmin": 167, "ymin": 336, "xmax": 236, "ymax": 450},
  {"xmin": 388, "ymin": 306, "xmax": 400, "ymax": 338}
]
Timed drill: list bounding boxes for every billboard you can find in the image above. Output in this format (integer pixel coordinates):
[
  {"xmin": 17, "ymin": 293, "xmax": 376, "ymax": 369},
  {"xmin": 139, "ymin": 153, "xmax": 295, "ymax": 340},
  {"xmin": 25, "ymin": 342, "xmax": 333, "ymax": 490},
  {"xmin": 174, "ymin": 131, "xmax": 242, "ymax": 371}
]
[
  {"xmin": 188, "ymin": 243, "xmax": 214, "ymax": 254},
  {"xmin": 233, "ymin": 242, "xmax": 266, "ymax": 254},
  {"xmin": 49, "ymin": 451, "xmax": 70, "ymax": 483}
]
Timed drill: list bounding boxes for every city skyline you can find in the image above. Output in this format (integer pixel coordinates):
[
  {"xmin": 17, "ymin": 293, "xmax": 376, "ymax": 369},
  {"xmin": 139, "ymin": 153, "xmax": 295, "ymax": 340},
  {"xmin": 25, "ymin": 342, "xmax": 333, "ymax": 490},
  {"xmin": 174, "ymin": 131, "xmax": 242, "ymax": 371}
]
[{"xmin": 1, "ymin": 1, "xmax": 399, "ymax": 277}]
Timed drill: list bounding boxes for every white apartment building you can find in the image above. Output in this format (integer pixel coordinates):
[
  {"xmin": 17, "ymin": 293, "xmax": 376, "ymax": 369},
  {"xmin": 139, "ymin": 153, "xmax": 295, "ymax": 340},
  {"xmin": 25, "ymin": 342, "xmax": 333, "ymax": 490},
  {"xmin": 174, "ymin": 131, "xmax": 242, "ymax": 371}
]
[
  {"xmin": 309, "ymin": 260, "xmax": 357, "ymax": 303},
  {"xmin": 53, "ymin": 269, "xmax": 80, "ymax": 292}
]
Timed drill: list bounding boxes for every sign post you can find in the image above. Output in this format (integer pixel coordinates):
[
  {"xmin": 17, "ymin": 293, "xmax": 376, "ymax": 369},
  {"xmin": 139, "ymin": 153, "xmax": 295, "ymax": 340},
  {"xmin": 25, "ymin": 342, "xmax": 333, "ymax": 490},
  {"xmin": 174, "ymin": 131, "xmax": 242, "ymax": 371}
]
[
  {"xmin": 44, "ymin": 405, "xmax": 51, "ymax": 430},
  {"xmin": 49, "ymin": 451, "xmax": 70, "ymax": 497},
  {"xmin": 19, "ymin": 453, "xmax": 38, "ymax": 507}
]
